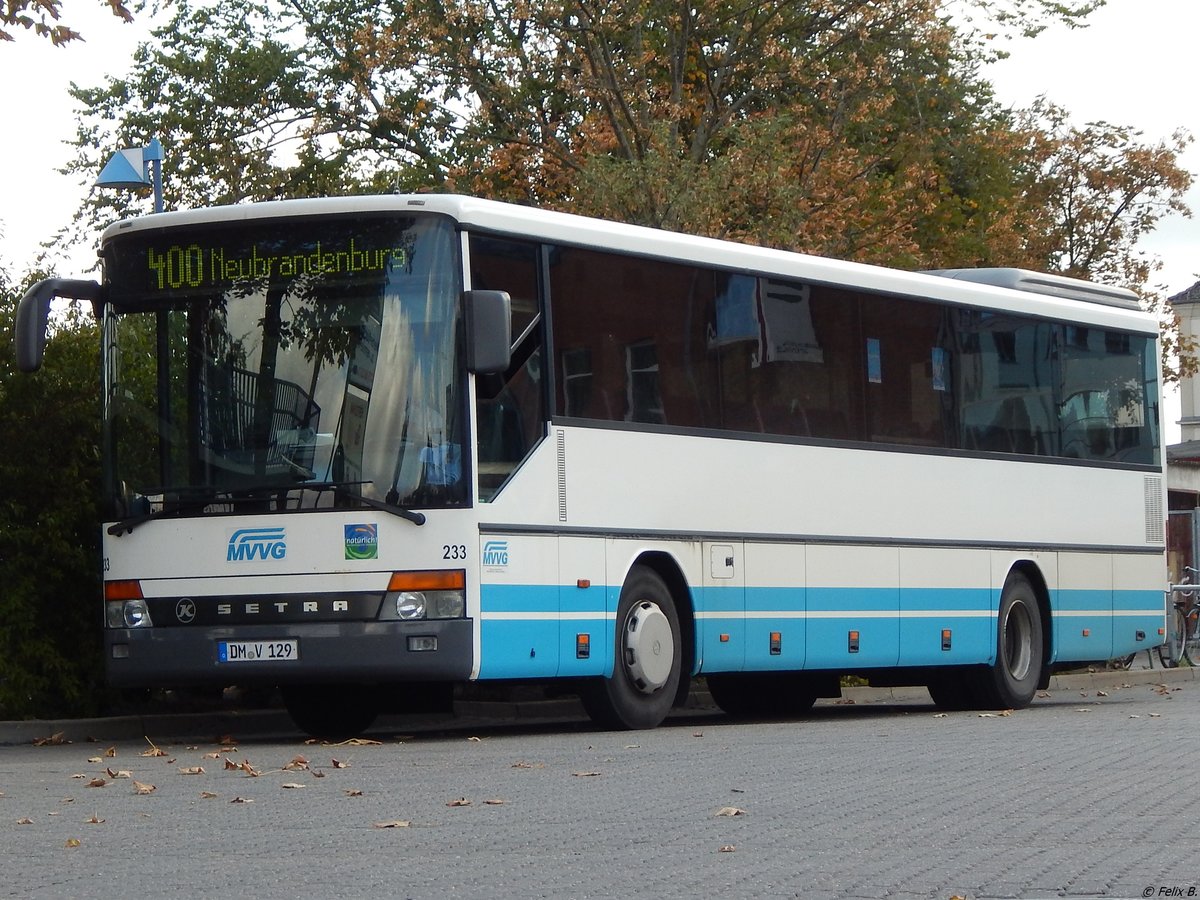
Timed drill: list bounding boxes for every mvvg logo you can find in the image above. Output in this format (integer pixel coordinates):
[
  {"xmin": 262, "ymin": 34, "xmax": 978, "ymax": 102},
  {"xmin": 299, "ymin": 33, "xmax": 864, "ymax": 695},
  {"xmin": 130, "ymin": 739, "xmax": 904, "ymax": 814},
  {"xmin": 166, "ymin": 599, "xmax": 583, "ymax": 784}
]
[
  {"xmin": 482, "ymin": 540, "xmax": 509, "ymax": 568},
  {"xmin": 227, "ymin": 527, "xmax": 287, "ymax": 562}
]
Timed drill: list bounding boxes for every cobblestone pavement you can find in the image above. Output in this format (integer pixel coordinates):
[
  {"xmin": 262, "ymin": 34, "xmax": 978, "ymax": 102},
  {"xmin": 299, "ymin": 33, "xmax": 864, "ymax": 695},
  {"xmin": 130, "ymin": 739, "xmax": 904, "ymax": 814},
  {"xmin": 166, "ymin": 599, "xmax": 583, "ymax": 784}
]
[{"xmin": 0, "ymin": 676, "xmax": 1195, "ymax": 900}]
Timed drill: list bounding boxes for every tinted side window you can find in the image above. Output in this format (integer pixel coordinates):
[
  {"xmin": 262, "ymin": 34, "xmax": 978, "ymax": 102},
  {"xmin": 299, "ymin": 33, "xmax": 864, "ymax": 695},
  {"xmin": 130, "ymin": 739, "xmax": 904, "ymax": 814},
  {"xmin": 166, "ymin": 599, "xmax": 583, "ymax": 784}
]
[
  {"xmin": 548, "ymin": 246, "xmax": 713, "ymax": 428},
  {"xmin": 468, "ymin": 235, "xmax": 545, "ymax": 500},
  {"xmin": 956, "ymin": 312, "xmax": 1055, "ymax": 455}
]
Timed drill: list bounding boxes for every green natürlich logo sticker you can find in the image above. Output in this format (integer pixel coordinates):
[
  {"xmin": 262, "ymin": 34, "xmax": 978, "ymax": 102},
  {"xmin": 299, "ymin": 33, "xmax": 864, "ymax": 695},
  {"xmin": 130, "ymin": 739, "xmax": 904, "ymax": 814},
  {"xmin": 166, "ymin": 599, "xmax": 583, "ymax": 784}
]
[{"xmin": 345, "ymin": 523, "xmax": 378, "ymax": 560}]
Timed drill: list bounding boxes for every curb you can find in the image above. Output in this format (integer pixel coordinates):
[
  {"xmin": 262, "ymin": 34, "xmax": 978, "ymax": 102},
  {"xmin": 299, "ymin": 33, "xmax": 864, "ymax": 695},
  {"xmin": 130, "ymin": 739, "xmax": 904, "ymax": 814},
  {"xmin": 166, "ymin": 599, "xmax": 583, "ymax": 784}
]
[{"xmin": 2, "ymin": 667, "xmax": 1194, "ymax": 746}]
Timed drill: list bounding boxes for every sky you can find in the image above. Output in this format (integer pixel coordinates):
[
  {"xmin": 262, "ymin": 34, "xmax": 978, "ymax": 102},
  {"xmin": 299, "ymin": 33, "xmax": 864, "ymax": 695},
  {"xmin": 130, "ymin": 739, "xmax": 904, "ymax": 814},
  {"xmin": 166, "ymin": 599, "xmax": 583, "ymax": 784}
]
[{"xmin": 0, "ymin": 0, "xmax": 1196, "ymax": 430}]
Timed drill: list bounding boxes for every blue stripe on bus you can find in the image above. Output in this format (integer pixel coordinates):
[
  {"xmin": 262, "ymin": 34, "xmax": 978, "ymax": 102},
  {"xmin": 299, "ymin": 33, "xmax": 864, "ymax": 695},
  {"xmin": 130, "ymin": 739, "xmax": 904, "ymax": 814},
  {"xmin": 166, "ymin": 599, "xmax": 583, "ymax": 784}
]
[
  {"xmin": 477, "ymin": 582, "xmax": 1166, "ymax": 679},
  {"xmin": 478, "ymin": 583, "xmax": 611, "ymax": 680}
]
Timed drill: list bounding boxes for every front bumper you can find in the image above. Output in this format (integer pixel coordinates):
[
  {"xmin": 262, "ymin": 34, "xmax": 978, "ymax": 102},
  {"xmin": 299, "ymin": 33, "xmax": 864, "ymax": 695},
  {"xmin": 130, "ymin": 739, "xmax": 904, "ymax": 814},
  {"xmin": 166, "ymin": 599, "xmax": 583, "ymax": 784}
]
[{"xmin": 104, "ymin": 619, "xmax": 474, "ymax": 688}]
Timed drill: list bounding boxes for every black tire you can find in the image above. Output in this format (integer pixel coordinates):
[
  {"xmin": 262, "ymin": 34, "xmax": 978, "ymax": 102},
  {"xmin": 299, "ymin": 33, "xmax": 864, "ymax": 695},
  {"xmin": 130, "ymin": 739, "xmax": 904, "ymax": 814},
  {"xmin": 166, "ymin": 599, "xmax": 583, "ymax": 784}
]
[
  {"xmin": 581, "ymin": 566, "xmax": 682, "ymax": 730},
  {"xmin": 281, "ymin": 684, "xmax": 378, "ymax": 741},
  {"xmin": 973, "ymin": 570, "xmax": 1044, "ymax": 709},
  {"xmin": 707, "ymin": 672, "xmax": 818, "ymax": 719}
]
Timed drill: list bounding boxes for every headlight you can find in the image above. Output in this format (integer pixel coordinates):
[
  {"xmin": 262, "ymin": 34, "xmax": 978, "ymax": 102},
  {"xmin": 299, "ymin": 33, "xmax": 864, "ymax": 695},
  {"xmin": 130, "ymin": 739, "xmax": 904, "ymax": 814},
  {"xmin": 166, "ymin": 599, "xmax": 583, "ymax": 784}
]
[
  {"xmin": 107, "ymin": 599, "xmax": 152, "ymax": 628},
  {"xmin": 381, "ymin": 589, "xmax": 465, "ymax": 620},
  {"xmin": 394, "ymin": 591, "xmax": 427, "ymax": 620}
]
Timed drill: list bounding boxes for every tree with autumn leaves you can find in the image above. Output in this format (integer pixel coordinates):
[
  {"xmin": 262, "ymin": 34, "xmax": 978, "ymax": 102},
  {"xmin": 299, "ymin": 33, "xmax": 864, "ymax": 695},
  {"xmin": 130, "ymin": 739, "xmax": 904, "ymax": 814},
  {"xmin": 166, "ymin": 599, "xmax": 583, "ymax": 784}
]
[{"xmin": 60, "ymin": 0, "xmax": 1193, "ymax": 375}]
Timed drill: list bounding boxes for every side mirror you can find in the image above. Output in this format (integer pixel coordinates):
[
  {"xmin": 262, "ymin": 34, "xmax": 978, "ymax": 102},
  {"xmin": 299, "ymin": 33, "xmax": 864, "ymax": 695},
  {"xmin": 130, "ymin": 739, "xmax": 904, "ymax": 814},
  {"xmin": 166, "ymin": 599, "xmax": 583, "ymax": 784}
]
[
  {"xmin": 463, "ymin": 289, "xmax": 511, "ymax": 375},
  {"xmin": 15, "ymin": 278, "xmax": 102, "ymax": 372}
]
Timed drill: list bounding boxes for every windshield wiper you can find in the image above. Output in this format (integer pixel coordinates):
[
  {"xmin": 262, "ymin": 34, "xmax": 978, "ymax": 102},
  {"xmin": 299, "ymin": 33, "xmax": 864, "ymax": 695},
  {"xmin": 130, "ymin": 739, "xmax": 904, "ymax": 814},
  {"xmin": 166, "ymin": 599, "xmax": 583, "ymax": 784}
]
[{"xmin": 107, "ymin": 480, "xmax": 425, "ymax": 536}]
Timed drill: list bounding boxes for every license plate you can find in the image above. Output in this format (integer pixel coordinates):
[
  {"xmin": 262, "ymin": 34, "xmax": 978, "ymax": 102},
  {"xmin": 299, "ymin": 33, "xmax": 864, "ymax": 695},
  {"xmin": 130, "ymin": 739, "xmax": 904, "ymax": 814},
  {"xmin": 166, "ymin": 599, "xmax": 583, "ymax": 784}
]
[{"xmin": 217, "ymin": 639, "xmax": 299, "ymax": 663}]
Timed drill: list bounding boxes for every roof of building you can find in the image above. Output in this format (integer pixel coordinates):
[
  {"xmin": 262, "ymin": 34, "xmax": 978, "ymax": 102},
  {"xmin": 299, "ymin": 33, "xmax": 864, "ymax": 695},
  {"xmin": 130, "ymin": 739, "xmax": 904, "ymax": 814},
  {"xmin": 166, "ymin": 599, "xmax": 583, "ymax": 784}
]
[
  {"xmin": 1170, "ymin": 281, "xmax": 1200, "ymax": 305},
  {"xmin": 1168, "ymin": 440, "xmax": 1200, "ymax": 463}
]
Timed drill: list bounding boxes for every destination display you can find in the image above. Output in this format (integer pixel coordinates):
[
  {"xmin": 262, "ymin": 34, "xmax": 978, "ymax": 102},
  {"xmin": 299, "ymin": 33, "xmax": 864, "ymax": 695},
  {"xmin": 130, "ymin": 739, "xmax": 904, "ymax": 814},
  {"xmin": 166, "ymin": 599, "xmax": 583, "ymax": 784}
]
[{"xmin": 104, "ymin": 215, "xmax": 425, "ymax": 300}]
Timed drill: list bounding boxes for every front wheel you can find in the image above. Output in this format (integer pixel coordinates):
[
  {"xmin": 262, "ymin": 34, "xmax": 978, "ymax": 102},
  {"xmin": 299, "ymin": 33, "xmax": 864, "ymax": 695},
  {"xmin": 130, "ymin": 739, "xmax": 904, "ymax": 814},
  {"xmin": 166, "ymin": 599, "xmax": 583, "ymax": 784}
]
[
  {"xmin": 281, "ymin": 684, "xmax": 379, "ymax": 741},
  {"xmin": 581, "ymin": 566, "xmax": 682, "ymax": 730},
  {"xmin": 973, "ymin": 571, "xmax": 1044, "ymax": 709}
]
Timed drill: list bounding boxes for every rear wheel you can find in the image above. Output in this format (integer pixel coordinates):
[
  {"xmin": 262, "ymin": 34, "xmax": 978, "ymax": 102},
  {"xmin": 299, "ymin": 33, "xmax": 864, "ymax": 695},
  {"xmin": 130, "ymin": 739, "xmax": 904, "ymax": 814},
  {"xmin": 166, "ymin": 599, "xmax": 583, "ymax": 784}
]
[
  {"xmin": 973, "ymin": 571, "xmax": 1044, "ymax": 709},
  {"xmin": 707, "ymin": 672, "xmax": 818, "ymax": 719},
  {"xmin": 281, "ymin": 684, "xmax": 378, "ymax": 741},
  {"xmin": 581, "ymin": 566, "xmax": 682, "ymax": 730}
]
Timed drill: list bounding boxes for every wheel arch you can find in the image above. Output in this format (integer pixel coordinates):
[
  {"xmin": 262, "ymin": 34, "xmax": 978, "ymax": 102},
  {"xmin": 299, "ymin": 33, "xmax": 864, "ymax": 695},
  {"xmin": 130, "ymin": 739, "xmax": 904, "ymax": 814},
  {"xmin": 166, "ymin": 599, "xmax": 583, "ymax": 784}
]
[
  {"xmin": 630, "ymin": 550, "xmax": 696, "ymax": 701},
  {"xmin": 1009, "ymin": 558, "xmax": 1053, "ymax": 687}
]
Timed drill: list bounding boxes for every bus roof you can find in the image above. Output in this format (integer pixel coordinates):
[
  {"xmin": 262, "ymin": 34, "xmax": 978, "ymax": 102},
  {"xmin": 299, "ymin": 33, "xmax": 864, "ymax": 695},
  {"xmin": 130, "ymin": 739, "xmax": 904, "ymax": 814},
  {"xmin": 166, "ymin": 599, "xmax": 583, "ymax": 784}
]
[{"xmin": 100, "ymin": 193, "xmax": 1157, "ymax": 333}]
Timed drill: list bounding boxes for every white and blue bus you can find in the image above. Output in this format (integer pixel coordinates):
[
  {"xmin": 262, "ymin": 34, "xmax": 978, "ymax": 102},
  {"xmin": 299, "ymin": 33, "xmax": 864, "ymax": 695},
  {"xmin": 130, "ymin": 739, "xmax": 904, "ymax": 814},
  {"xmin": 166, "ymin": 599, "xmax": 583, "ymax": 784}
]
[{"xmin": 17, "ymin": 194, "xmax": 1166, "ymax": 736}]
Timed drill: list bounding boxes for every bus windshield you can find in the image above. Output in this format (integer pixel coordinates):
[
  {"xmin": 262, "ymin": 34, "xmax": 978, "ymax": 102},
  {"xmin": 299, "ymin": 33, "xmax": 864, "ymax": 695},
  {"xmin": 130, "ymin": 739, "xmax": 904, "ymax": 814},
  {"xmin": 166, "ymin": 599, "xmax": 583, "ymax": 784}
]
[{"xmin": 100, "ymin": 213, "xmax": 465, "ymax": 521}]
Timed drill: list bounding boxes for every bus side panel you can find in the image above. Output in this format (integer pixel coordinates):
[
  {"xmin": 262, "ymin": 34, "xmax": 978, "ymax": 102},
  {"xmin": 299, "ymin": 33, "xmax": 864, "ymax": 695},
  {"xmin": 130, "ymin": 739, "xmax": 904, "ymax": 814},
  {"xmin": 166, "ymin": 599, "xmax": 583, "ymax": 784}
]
[
  {"xmin": 698, "ymin": 541, "xmax": 746, "ymax": 673},
  {"xmin": 557, "ymin": 536, "xmax": 610, "ymax": 677},
  {"xmin": 897, "ymin": 548, "xmax": 992, "ymax": 667},
  {"xmin": 742, "ymin": 542, "xmax": 805, "ymax": 672},
  {"xmin": 1056, "ymin": 553, "xmax": 1113, "ymax": 662},
  {"xmin": 1112, "ymin": 552, "xmax": 1168, "ymax": 657},
  {"xmin": 477, "ymin": 534, "xmax": 560, "ymax": 679},
  {"xmin": 805, "ymin": 545, "xmax": 899, "ymax": 669}
]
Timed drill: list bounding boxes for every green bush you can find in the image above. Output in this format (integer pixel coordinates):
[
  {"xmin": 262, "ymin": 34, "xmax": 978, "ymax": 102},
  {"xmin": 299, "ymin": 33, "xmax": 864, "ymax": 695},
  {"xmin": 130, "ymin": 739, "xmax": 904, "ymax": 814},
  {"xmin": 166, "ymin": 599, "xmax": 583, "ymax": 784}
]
[{"xmin": 0, "ymin": 282, "xmax": 105, "ymax": 720}]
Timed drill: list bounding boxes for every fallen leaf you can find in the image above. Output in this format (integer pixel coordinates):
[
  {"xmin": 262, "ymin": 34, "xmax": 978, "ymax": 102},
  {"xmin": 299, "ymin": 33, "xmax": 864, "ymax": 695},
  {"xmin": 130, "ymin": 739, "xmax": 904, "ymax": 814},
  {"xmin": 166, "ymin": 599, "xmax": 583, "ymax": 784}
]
[
  {"xmin": 1036, "ymin": 690, "xmax": 1051, "ymax": 698},
  {"xmin": 140, "ymin": 742, "xmax": 167, "ymax": 758},
  {"xmin": 281, "ymin": 782, "xmax": 306, "ymax": 790},
  {"xmin": 16, "ymin": 817, "xmax": 33, "ymax": 825},
  {"xmin": 238, "ymin": 760, "xmax": 260, "ymax": 777},
  {"xmin": 331, "ymin": 758, "xmax": 350, "ymax": 769},
  {"xmin": 34, "ymin": 732, "xmax": 68, "ymax": 746},
  {"xmin": 332, "ymin": 738, "xmax": 381, "ymax": 747},
  {"xmin": 446, "ymin": 797, "xmax": 471, "ymax": 807},
  {"xmin": 1129, "ymin": 714, "xmax": 1141, "ymax": 718},
  {"xmin": 86, "ymin": 778, "xmax": 107, "ymax": 789},
  {"xmin": 373, "ymin": 820, "xmax": 411, "ymax": 828},
  {"xmin": 718, "ymin": 845, "xmax": 736, "ymax": 853},
  {"xmin": 229, "ymin": 796, "xmax": 253, "ymax": 804},
  {"xmin": 1074, "ymin": 708, "xmax": 1093, "ymax": 713},
  {"xmin": 283, "ymin": 755, "xmax": 309, "ymax": 771},
  {"xmin": 178, "ymin": 766, "xmax": 205, "ymax": 776},
  {"xmin": 133, "ymin": 781, "xmax": 156, "ymax": 795},
  {"xmin": 484, "ymin": 798, "xmax": 505, "ymax": 805},
  {"xmin": 64, "ymin": 838, "xmax": 81, "ymax": 848},
  {"xmin": 201, "ymin": 752, "xmax": 221, "ymax": 760},
  {"xmin": 104, "ymin": 747, "xmax": 117, "ymax": 758},
  {"xmin": 344, "ymin": 789, "xmax": 364, "ymax": 797},
  {"xmin": 715, "ymin": 806, "xmax": 746, "ymax": 817},
  {"xmin": 200, "ymin": 791, "xmax": 218, "ymax": 799},
  {"xmin": 932, "ymin": 713, "xmax": 948, "ymax": 719},
  {"xmin": 70, "ymin": 774, "xmax": 86, "ymax": 780},
  {"xmin": 692, "ymin": 732, "xmax": 704, "ymax": 738},
  {"xmin": 87, "ymin": 756, "xmax": 103, "ymax": 764},
  {"xmin": 223, "ymin": 758, "xmax": 239, "ymax": 771},
  {"xmin": 85, "ymin": 815, "xmax": 104, "ymax": 824},
  {"xmin": 1097, "ymin": 690, "xmax": 1109, "ymax": 698},
  {"xmin": 511, "ymin": 761, "xmax": 542, "ymax": 769},
  {"xmin": 312, "ymin": 770, "xmax": 326, "ymax": 778},
  {"xmin": 216, "ymin": 735, "xmax": 236, "ymax": 746},
  {"xmin": 467, "ymin": 736, "xmax": 482, "ymax": 742},
  {"xmin": 571, "ymin": 771, "xmax": 601, "ymax": 778}
]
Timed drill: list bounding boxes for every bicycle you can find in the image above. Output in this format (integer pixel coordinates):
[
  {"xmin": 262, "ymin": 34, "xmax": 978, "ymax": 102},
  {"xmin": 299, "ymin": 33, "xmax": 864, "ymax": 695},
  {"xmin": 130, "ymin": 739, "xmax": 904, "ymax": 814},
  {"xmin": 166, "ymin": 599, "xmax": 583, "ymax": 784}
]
[{"xmin": 1160, "ymin": 567, "xmax": 1200, "ymax": 668}]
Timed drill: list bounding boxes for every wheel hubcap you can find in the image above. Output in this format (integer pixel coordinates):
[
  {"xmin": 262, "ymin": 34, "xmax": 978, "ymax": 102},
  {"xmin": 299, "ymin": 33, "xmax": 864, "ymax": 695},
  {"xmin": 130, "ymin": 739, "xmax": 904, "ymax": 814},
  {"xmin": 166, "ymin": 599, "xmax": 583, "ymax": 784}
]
[
  {"xmin": 1003, "ymin": 600, "xmax": 1033, "ymax": 681},
  {"xmin": 623, "ymin": 600, "xmax": 674, "ymax": 693}
]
